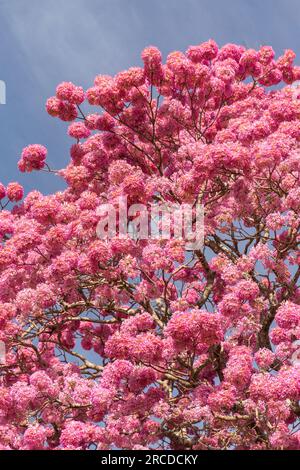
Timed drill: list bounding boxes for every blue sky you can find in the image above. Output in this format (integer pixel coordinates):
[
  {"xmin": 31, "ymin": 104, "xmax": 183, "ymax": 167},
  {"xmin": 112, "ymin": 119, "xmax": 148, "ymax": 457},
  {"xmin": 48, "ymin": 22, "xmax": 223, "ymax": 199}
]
[{"xmin": 1, "ymin": 0, "xmax": 300, "ymax": 195}]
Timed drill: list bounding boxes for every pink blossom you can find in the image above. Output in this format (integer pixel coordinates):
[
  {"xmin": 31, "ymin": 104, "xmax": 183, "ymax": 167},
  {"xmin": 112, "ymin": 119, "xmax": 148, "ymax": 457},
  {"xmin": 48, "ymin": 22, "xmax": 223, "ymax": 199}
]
[
  {"xmin": 18, "ymin": 144, "xmax": 47, "ymax": 172},
  {"xmin": 56, "ymin": 81, "xmax": 85, "ymax": 104},
  {"xmin": 22, "ymin": 425, "xmax": 49, "ymax": 450},
  {"xmin": 255, "ymin": 348, "xmax": 275, "ymax": 369},
  {"xmin": 165, "ymin": 309, "xmax": 224, "ymax": 350},
  {"xmin": 6, "ymin": 182, "xmax": 24, "ymax": 202},
  {"xmin": 0, "ymin": 183, "xmax": 6, "ymax": 199},
  {"xmin": 68, "ymin": 122, "xmax": 91, "ymax": 139},
  {"xmin": 187, "ymin": 39, "xmax": 218, "ymax": 62},
  {"xmin": 276, "ymin": 301, "xmax": 300, "ymax": 329}
]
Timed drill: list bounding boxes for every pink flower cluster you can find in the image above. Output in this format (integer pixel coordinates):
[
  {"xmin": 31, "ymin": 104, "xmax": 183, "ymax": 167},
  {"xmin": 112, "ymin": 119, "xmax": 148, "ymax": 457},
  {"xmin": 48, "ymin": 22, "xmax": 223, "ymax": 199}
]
[
  {"xmin": 1, "ymin": 40, "xmax": 300, "ymax": 450},
  {"xmin": 0, "ymin": 182, "xmax": 23, "ymax": 202},
  {"xmin": 18, "ymin": 144, "xmax": 47, "ymax": 172}
]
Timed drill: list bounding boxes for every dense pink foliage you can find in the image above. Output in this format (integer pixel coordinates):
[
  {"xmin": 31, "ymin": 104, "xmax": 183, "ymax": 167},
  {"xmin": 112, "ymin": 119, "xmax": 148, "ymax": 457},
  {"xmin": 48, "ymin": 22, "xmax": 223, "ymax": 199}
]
[{"xmin": 0, "ymin": 40, "xmax": 300, "ymax": 450}]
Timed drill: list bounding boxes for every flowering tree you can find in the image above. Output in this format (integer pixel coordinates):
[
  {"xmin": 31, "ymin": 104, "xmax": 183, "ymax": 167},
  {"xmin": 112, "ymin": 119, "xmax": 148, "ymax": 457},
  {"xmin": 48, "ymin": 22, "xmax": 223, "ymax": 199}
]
[{"xmin": 0, "ymin": 40, "xmax": 300, "ymax": 450}]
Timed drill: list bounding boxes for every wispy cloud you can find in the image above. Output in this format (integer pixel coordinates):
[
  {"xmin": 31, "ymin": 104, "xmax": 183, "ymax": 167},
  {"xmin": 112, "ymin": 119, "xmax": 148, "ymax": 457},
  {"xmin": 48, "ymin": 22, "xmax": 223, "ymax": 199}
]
[
  {"xmin": 3, "ymin": 0, "xmax": 300, "ymax": 92},
  {"xmin": 1, "ymin": 0, "xmax": 145, "ymax": 91}
]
